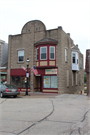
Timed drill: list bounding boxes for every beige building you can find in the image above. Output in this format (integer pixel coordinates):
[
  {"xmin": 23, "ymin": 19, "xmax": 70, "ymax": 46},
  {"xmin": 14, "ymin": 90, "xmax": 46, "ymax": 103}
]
[{"xmin": 7, "ymin": 20, "xmax": 84, "ymax": 94}]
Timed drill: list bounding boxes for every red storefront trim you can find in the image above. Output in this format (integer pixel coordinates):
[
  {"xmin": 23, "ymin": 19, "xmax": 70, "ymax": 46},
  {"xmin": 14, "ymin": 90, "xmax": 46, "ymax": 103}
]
[
  {"xmin": 42, "ymin": 88, "xmax": 58, "ymax": 93},
  {"xmin": 36, "ymin": 44, "xmax": 56, "ymax": 67},
  {"xmin": 36, "ymin": 68, "xmax": 58, "ymax": 75},
  {"xmin": 36, "ymin": 68, "xmax": 58, "ymax": 93}
]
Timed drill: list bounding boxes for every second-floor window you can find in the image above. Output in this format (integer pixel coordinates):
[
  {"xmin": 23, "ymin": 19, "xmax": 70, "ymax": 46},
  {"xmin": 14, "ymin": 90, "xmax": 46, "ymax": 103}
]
[
  {"xmin": 50, "ymin": 46, "xmax": 55, "ymax": 59},
  {"xmin": 65, "ymin": 48, "xmax": 68, "ymax": 62},
  {"xmin": 18, "ymin": 50, "xmax": 24, "ymax": 62},
  {"xmin": 36, "ymin": 48, "xmax": 39, "ymax": 61},
  {"xmin": 40, "ymin": 47, "xmax": 47, "ymax": 60},
  {"xmin": 72, "ymin": 53, "xmax": 75, "ymax": 63}
]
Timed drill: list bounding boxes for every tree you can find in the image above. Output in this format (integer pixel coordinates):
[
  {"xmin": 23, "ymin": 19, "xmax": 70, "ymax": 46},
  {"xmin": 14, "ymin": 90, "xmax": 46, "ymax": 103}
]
[{"xmin": 84, "ymin": 75, "xmax": 87, "ymax": 83}]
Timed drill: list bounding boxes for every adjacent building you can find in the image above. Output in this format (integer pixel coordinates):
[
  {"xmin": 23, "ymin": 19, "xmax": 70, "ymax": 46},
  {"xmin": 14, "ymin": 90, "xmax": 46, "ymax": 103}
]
[
  {"xmin": 7, "ymin": 20, "xmax": 84, "ymax": 94},
  {"xmin": 85, "ymin": 49, "xmax": 90, "ymax": 96},
  {"xmin": 0, "ymin": 39, "xmax": 8, "ymax": 84}
]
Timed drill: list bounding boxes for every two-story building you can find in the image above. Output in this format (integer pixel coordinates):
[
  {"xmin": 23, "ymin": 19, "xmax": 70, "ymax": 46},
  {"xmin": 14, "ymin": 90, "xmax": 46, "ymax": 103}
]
[
  {"xmin": 7, "ymin": 20, "xmax": 84, "ymax": 94},
  {"xmin": 0, "ymin": 39, "xmax": 8, "ymax": 84}
]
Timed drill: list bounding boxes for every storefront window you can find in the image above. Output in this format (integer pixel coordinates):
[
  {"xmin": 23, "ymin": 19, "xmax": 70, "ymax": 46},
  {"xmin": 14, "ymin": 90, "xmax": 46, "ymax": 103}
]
[
  {"xmin": 21, "ymin": 77, "xmax": 26, "ymax": 88},
  {"xmin": 11, "ymin": 76, "xmax": 30, "ymax": 88},
  {"xmin": 43, "ymin": 76, "xmax": 50, "ymax": 88},
  {"xmin": 51, "ymin": 76, "xmax": 58, "ymax": 88},
  {"xmin": 11, "ymin": 76, "xmax": 21, "ymax": 87},
  {"xmin": 21, "ymin": 76, "xmax": 30, "ymax": 88},
  {"xmin": 0, "ymin": 76, "xmax": 6, "ymax": 84},
  {"xmin": 43, "ymin": 76, "xmax": 58, "ymax": 88}
]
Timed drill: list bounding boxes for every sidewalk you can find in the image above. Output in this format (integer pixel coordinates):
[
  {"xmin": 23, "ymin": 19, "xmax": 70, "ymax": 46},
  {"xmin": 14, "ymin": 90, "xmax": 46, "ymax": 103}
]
[{"xmin": 17, "ymin": 92, "xmax": 60, "ymax": 98}]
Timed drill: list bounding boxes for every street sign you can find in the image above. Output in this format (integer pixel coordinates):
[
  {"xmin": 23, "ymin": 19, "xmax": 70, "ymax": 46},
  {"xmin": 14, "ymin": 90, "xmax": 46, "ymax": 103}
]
[{"xmin": 26, "ymin": 73, "xmax": 29, "ymax": 78}]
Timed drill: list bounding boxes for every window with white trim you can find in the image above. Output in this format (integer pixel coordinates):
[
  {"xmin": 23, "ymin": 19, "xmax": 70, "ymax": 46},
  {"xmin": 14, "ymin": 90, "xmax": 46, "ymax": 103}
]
[
  {"xmin": 65, "ymin": 48, "xmax": 68, "ymax": 62},
  {"xmin": 36, "ymin": 48, "xmax": 39, "ymax": 61},
  {"xmin": 18, "ymin": 50, "xmax": 24, "ymax": 62},
  {"xmin": 40, "ymin": 47, "xmax": 47, "ymax": 60},
  {"xmin": 72, "ymin": 53, "xmax": 76, "ymax": 63},
  {"xmin": 50, "ymin": 46, "xmax": 55, "ymax": 59}
]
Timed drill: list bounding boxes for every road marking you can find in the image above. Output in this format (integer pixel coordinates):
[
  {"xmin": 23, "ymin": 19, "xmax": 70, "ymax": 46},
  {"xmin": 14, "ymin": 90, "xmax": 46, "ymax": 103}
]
[
  {"xmin": 20, "ymin": 111, "xmax": 24, "ymax": 113},
  {"xmin": 4, "ymin": 118, "xmax": 10, "ymax": 121}
]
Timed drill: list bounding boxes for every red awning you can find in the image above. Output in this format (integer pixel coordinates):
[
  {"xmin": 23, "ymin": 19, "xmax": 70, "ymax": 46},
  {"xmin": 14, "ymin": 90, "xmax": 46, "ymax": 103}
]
[
  {"xmin": 36, "ymin": 69, "xmax": 45, "ymax": 75},
  {"xmin": 11, "ymin": 69, "xmax": 31, "ymax": 76}
]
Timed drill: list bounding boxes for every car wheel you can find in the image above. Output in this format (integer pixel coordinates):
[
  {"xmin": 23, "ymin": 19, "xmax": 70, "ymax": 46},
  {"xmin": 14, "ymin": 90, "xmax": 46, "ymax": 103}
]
[
  {"xmin": 1, "ymin": 92, "xmax": 3, "ymax": 98},
  {"xmin": 13, "ymin": 95, "xmax": 17, "ymax": 98}
]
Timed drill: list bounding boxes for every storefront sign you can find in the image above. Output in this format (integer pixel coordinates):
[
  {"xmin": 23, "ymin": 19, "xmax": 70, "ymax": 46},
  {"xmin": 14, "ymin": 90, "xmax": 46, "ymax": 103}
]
[
  {"xmin": 43, "ymin": 76, "xmax": 50, "ymax": 88},
  {"xmin": 45, "ymin": 69, "xmax": 57, "ymax": 74}
]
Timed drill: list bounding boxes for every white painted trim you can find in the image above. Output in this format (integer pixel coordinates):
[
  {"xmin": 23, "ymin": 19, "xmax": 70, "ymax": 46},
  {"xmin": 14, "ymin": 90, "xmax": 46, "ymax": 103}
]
[
  {"xmin": 65, "ymin": 48, "xmax": 68, "ymax": 62},
  {"xmin": 36, "ymin": 74, "xmax": 41, "ymax": 76},
  {"xmin": 71, "ymin": 46, "xmax": 74, "ymax": 48},
  {"xmin": 49, "ymin": 46, "xmax": 55, "ymax": 60},
  {"xmin": 17, "ymin": 48, "xmax": 25, "ymax": 50},
  {"xmin": 40, "ymin": 46, "xmax": 47, "ymax": 60},
  {"xmin": 18, "ymin": 50, "xmax": 24, "ymax": 62},
  {"xmin": 0, "ymin": 67, "xmax": 7, "ymax": 69},
  {"xmin": 36, "ymin": 48, "xmax": 39, "ymax": 61},
  {"xmin": 71, "ymin": 46, "xmax": 80, "ymax": 53},
  {"xmin": 65, "ymin": 47, "xmax": 68, "ymax": 49}
]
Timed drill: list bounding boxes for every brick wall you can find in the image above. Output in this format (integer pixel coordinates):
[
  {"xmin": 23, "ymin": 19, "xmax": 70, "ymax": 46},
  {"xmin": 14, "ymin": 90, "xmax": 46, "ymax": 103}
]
[
  {"xmin": 7, "ymin": 20, "xmax": 84, "ymax": 94},
  {"xmin": 85, "ymin": 49, "xmax": 90, "ymax": 96}
]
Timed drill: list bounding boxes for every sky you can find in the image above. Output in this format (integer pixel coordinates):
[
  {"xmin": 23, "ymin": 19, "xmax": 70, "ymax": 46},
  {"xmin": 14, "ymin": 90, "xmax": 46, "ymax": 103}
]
[{"xmin": 0, "ymin": 0, "xmax": 90, "ymax": 68}]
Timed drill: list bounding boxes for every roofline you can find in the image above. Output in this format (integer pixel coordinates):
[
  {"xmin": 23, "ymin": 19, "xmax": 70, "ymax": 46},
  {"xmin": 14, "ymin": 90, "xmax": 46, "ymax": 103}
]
[
  {"xmin": 0, "ymin": 39, "xmax": 5, "ymax": 44},
  {"xmin": 21, "ymin": 20, "xmax": 46, "ymax": 34},
  {"xmin": 34, "ymin": 42, "xmax": 58, "ymax": 46}
]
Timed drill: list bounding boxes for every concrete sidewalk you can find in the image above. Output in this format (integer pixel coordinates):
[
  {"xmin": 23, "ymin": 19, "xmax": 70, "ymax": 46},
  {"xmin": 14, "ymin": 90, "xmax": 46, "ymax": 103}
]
[{"xmin": 18, "ymin": 92, "xmax": 59, "ymax": 98}]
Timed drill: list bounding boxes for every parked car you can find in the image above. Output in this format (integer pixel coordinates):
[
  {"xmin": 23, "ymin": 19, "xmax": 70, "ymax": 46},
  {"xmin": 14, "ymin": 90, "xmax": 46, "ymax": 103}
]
[{"xmin": 0, "ymin": 84, "xmax": 20, "ymax": 98}]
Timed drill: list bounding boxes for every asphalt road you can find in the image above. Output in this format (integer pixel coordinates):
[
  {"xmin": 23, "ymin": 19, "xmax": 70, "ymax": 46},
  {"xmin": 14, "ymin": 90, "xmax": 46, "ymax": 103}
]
[{"xmin": 0, "ymin": 94, "xmax": 90, "ymax": 135}]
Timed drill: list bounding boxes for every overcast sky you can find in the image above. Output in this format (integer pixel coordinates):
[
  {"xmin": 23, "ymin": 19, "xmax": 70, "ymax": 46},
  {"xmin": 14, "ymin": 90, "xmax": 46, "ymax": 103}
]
[{"xmin": 0, "ymin": 0, "xmax": 90, "ymax": 68}]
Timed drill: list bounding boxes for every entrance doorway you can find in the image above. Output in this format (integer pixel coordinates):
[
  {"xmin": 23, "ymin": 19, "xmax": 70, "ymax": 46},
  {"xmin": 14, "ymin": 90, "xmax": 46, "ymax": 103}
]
[{"xmin": 34, "ymin": 76, "xmax": 41, "ymax": 92}]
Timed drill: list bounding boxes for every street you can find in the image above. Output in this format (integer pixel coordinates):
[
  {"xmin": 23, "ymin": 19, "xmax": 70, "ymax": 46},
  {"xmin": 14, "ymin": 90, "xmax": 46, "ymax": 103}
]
[{"xmin": 0, "ymin": 94, "xmax": 90, "ymax": 135}]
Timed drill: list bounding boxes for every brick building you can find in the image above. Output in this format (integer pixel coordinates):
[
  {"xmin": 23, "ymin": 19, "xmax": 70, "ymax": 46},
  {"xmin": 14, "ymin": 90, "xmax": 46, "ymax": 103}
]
[
  {"xmin": 0, "ymin": 39, "xmax": 8, "ymax": 84},
  {"xmin": 7, "ymin": 20, "xmax": 84, "ymax": 94},
  {"xmin": 85, "ymin": 49, "xmax": 90, "ymax": 96}
]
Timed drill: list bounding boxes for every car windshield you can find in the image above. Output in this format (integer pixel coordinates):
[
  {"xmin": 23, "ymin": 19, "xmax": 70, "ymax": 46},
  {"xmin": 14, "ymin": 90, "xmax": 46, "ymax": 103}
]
[{"xmin": 5, "ymin": 85, "xmax": 16, "ymax": 89}]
